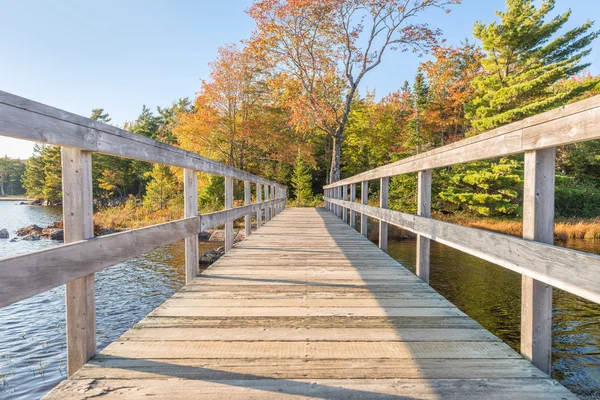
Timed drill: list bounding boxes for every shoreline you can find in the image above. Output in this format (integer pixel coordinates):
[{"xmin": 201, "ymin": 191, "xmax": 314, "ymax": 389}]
[{"xmin": 0, "ymin": 196, "xmax": 30, "ymax": 201}]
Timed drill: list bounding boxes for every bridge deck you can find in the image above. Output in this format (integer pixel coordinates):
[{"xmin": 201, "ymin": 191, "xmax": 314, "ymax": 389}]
[{"xmin": 45, "ymin": 208, "xmax": 574, "ymax": 399}]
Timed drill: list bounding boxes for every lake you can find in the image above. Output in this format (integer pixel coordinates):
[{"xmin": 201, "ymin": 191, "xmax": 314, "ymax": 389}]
[
  {"xmin": 0, "ymin": 201, "xmax": 221, "ymax": 399},
  {"xmin": 1, "ymin": 202, "xmax": 599, "ymax": 398}
]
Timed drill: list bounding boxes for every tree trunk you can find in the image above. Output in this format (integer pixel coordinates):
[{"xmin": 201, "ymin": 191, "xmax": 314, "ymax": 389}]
[
  {"xmin": 329, "ymin": 84, "xmax": 358, "ymax": 184},
  {"xmin": 330, "ymin": 133, "xmax": 342, "ymax": 184}
]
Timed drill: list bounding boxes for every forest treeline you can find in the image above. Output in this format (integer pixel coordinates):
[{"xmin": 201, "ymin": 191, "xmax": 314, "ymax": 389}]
[{"xmin": 17, "ymin": 0, "xmax": 600, "ymax": 222}]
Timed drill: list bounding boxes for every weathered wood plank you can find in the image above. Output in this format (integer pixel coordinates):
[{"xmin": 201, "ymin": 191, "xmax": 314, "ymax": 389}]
[
  {"xmin": 0, "ymin": 91, "xmax": 285, "ymax": 189},
  {"xmin": 326, "ymin": 198, "xmax": 600, "ymax": 303},
  {"xmin": 521, "ymin": 148, "xmax": 555, "ymax": 374},
  {"xmin": 62, "ymin": 147, "xmax": 96, "ymax": 376},
  {"xmin": 324, "ymin": 94, "xmax": 600, "ymax": 189},
  {"xmin": 0, "ymin": 217, "xmax": 200, "ymax": 308},
  {"xmin": 184, "ymin": 169, "xmax": 199, "ymax": 284},
  {"xmin": 416, "ymin": 169, "xmax": 432, "ymax": 283}
]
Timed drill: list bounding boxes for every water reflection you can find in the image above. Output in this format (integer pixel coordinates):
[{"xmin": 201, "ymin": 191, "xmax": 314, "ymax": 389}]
[
  {"xmin": 0, "ymin": 202, "xmax": 220, "ymax": 399},
  {"xmin": 387, "ymin": 238, "xmax": 600, "ymax": 397}
]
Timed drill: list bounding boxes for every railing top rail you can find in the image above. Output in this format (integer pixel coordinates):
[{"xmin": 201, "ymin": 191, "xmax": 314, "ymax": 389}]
[
  {"xmin": 0, "ymin": 91, "xmax": 286, "ymax": 189},
  {"xmin": 324, "ymin": 94, "xmax": 600, "ymax": 188}
]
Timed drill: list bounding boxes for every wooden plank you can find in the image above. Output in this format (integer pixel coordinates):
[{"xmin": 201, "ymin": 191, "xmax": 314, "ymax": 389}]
[
  {"xmin": 62, "ymin": 147, "xmax": 96, "ymax": 376},
  {"xmin": 417, "ymin": 169, "xmax": 432, "ymax": 283},
  {"xmin": 361, "ymin": 181, "xmax": 368, "ymax": 237},
  {"xmin": 0, "ymin": 91, "xmax": 285, "ymax": 189},
  {"xmin": 379, "ymin": 177, "xmax": 389, "ymax": 251},
  {"xmin": 521, "ymin": 148, "xmax": 555, "ymax": 375},
  {"xmin": 324, "ymin": 94, "xmax": 600, "ymax": 189},
  {"xmin": 244, "ymin": 181, "xmax": 251, "ymax": 238},
  {"xmin": 350, "ymin": 183, "xmax": 356, "ymax": 228},
  {"xmin": 326, "ymin": 198, "xmax": 600, "ymax": 303},
  {"xmin": 184, "ymin": 169, "xmax": 199, "ymax": 284},
  {"xmin": 225, "ymin": 177, "xmax": 233, "ymax": 253},
  {"xmin": 74, "ymin": 358, "xmax": 547, "ymax": 380},
  {"xmin": 46, "ymin": 378, "xmax": 575, "ymax": 399},
  {"xmin": 99, "ymin": 340, "xmax": 517, "ymax": 359},
  {"xmin": 0, "ymin": 217, "xmax": 200, "ymax": 308},
  {"xmin": 264, "ymin": 185, "xmax": 270, "ymax": 222},
  {"xmin": 119, "ymin": 327, "xmax": 497, "ymax": 342},
  {"xmin": 255, "ymin": 183, "xmax": 262, "ymax": 229},
  {"xmin": 342, "ymin": 184, "xmax": 348, "ymax": 222}
]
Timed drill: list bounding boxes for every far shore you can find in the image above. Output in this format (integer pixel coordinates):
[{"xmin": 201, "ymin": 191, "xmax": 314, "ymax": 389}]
[{"xmin": 0, "ymin": 196, "xmax": 30, "ymax": 201}]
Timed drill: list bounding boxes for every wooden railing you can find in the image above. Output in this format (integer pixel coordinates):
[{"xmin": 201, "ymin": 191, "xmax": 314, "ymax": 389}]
[
  {"xmin": 0, "ymin": 91, "xmax": 287, "ymax": 375},
  {"xmin": 323, "ymin": 95, "xmax": 600, "ymax": 375}
]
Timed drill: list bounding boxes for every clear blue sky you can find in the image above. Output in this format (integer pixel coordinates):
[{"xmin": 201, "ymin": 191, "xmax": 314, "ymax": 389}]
[{"xmin": 1, "ymin": 0, "xmax": 598, "ymax": 158}]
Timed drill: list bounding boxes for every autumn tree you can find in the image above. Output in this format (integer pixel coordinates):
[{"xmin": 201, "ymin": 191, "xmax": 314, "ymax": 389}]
[{"xmin": 249, "ymin": 0, "xmax": 460, "ymax": 183}]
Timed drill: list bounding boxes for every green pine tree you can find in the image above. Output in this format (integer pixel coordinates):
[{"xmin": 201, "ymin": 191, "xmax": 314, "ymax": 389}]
[
  {"xmin": 143, "ymin": 164, "xmax": 179, "ymax": 210},
  {"xmin": 22, "ymin": 143, "xmax": 46, "ymax": 199},
  {"xmin": 408, "ymin": 70, "xmax": 431, "ymax": 153},
  {"xmin": 41, "ymin": 146, "xmax": 62, "ymax": 204},
  {"xmin": 291, "ymin": 155, "xmax": 313, "ymax": 206},
  {"xmin": 469, "ymin": 0, "xmax": 599, "ymax": 131}
]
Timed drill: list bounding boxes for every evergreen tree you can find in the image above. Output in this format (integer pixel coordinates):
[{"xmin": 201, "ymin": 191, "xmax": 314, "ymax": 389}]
[
  {"xmin": 291, "ymin": 154, "xmax": 313, "ymax": 205},
  {"xmin": 90, "ymin": 108, "xmax": 112, "ymax": 123},
  {"xmin": 41, "ymin": 146, "xmax": 62, "ymax": 204},
  {"xmin": 469, "ymin": 0, "xmax": 599, "ymax": 131},
  {"xmin": 143, "ymin": 165, "xmax": 179, "ymax": 210},
  {"xmin": 22, "ymin": 144, "xmax": 46, "ymax": 199}
]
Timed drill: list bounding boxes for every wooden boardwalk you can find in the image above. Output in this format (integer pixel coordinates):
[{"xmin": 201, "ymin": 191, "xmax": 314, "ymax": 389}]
[{"xmin": 45, "ymin": 208, "xmax": 574, "ymax": 399}]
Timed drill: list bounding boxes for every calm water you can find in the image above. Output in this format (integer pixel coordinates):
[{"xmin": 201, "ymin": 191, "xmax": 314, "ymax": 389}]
[
  {"xmin": 385, "ymin": 235, "xmax": 600, "ymax": 398},
  {"xmin": 0, "ymin": 201, "xmax": 220, "ymax": 399}
]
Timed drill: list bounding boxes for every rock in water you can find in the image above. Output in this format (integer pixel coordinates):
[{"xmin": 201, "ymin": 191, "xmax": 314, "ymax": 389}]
[
  {"xmin": 22, "ymin": 234, "xmax": 41, "ymax": 241},
  {"xmin": 50, "ymin": 229, "xmax": 64, "ymax": 241},
  {"xmin": 198, "ymin": 231, "xmax": 211, "ymax": 242},
  {"xmin": 0, "ymin": 229, "xmax": 9, "ymax": 239},
  {"xmin": 200, "ymin": 249, "xmax": 221, "ymax": 264},
  {"xmin": 16, "ymin": 224, "xmax": 43, "ymax": 236}
]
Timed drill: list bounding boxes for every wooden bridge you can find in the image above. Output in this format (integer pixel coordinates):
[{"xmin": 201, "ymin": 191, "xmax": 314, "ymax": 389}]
[{"xmin": 1, "ymin": 91, "xmax": 599, "ymax": 398}]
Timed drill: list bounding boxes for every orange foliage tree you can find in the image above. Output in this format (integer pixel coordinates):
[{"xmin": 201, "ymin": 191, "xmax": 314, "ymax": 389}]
[{"xmin": 248, "ymin": 0, "xmax": 460, "ymax": 183}]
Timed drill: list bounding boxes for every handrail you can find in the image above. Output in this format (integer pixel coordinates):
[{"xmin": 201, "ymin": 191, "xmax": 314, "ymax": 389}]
[
  {"xmin": 323, "ymin": 94, "xmax": 600, "ymax": 376},
  {"xmin": 324, "ymin": 94, "xmax": 600, "ymax": 188},
  {"xmin": 0, "ymin": 92, "xmax": 288, "ymax": 376},
  {"xmin": 0, "ymin": 90, "xmax": 286, "ymax": 189}
]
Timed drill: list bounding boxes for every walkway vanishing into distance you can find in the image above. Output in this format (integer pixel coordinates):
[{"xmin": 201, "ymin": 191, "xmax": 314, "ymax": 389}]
[{"xmin": 45, "ymin": 208, "xmax": 574, "ymax": 399}]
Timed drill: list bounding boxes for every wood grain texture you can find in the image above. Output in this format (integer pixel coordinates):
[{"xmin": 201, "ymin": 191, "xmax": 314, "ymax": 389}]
[
  {"xmin": 44, "ymin": 208, "xmax": 573, "ymax": 399},
  {"xmin": 325, "ymin": 198, "xmax": 600, "ymax": 303},
  {"xmin": 184, "ymin": 169, "xmax": 199, "ymax": 284},
  {"xmin": 416, "ymin": 169, "xmax": 432, "ymax": 283},
  {"xmin": 244, "ymin": 181, "xmax": 251, "ymax": 238},
  {"xmin": 256, "ymin": 183, "xmax": 263, "ymax": 229},
  {"xmin": 0, "ymin": 217, "xmax": 200, "ymax": 308},
  {"xmin": 360, "ymin": 181, "xmax": 368, "ymax": 237},
  {"xmin": 521, "ymin": 148, "xmax": 555, "ymax": 374},
  {"xmin": 379, "ymin": 177, "xmax": 389, "ymax": 252},
  {"xmin": 0, "ymin": 91, "xmax": 285, "ymax": 189},
  {"xmin": 224, "ymin": 177, "xmax": 233, "ymax": 253},
  {"xmin": 350, "ymin": 183, "xmax": 356, "ymax": 228},
  {"xmin": 62, "ymin": 147, "xmax": 96, "ymax": 376}
]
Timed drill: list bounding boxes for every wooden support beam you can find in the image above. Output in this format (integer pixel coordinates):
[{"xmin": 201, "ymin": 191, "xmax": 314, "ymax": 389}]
[
  {"xmin": 264, "ymin": 185, "xmax": 270, "ymax": 222},
  {"xmin": 61, "ymin": 147, "xmax": 96, "ymax": 376},
  {"xmin": 416, "ymin": 170, "xmax": 432, "ymax": 283},
  {"xmin": 224, "ymin": 177, "xmax": 233, "ymax": 253},
  {"xmin": 256, "ymin": 184, "xmax": 262, "ymax": 229},
  {"xmin": 521, "ymin": 148, "xmax": 555, "ymax": 375},
  {"xmin": 361, "ymin": 181, "xmax": 368, "ymax": 237},
  {"xmin": 342, "ymin": 185, "xmax": 348, "ymax": 223},
  {"xmin": 350, "ymin": 183, "xmax": 356, "ymax": 228},
  {"xmin": 379, "ymin": 177, "xmax": 389, "ymax": 252},
  {"xmin": 244, "ymin": 181, "xmax": 251, "ymax": 238},
  {"xmin": 184, "ymin": 169, "xmax": 198, "ymax": 284},
  {"xmin": 336, "ymin": 186, "xmax": 342, "ymax": 218}
]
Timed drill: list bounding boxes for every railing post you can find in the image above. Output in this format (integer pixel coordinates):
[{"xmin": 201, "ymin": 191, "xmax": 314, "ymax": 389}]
[
  {"xmin": 379, "ymin": 177, "xmax": 389, "ymax": 251},
  {"xmin": 184, "ymin": 169, "xmax": 199, "ymax": 284},
  {"xmin": 225, "ymin": 176, "xmax": 234, "ymax": 253},
  {"xmin": 271, "ymin": 185, "xmax": 276, "ymax": 216},
  {"xmin": 61, "ymin": 147, "xmax": 95, "ymax": 376},
  {"xmin": 521, "ymin": 147, "xmax": 555, "ymax": 375},
  {"xmin": 361, "ymin": 181, "xmax": 368, "ymax": 237},
  {"xmin": 256, "ymin": 183, "xmax": 262, "ymax": 229},
  {"xmin": 335, "ymin": 186, "xmax": 341, "ymax": 218},
  {"xmin": 342, "ymin": 184, "xmax": 348, "ymax": 223},
  {"xmin": 350, "ymin": 183, "xmax": 356, "ymax": 228},
  {"xmin": 264, "ymin": 185, "xmax": 270, "ymax": 222},
  {"xmin": 244, "ymin": 181, "xmax": 251, "ymax": 238},
  {"xmin": 416, "ymin": 170, "xmax": 432, "ymax": 283}
]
